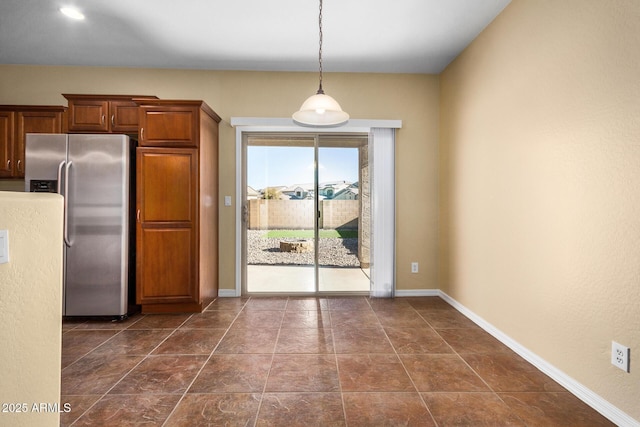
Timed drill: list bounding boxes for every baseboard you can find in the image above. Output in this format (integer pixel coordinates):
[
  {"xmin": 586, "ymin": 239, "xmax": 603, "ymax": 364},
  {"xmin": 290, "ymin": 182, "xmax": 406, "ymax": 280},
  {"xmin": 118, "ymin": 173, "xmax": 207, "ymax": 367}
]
[
  {"xmin": 217, "ymin": 288, "xmax": 240, "ymax": 298},
  {"xmin": 437, "ymin": 291, "xmax": 639, "ymax": 427},
  {"xmin": 394, "ymin": 289, "xmax": 440, "ymax": 297}
]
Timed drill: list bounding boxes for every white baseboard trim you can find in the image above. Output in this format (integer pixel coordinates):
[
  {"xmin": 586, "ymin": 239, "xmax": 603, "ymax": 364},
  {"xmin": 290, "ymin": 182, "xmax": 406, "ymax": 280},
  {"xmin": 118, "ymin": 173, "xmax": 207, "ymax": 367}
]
[
  {"xmin": 394, "ymin": 289, "xmax": 440, "ymax": 297},
  {"xmin": 217, "ymin": 289, "xmax": 240, "ymax": 298},
  {"xmin": 437, "ymin": 291, "xmax": 639, "ymax": 427}
]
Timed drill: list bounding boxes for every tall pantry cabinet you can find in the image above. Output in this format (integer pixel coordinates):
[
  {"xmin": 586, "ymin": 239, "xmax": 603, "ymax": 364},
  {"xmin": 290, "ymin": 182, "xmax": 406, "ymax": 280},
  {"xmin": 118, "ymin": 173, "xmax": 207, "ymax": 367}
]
[{"xmin": 135, "ymin": 99, "xmax": 220, "ymax": 313}]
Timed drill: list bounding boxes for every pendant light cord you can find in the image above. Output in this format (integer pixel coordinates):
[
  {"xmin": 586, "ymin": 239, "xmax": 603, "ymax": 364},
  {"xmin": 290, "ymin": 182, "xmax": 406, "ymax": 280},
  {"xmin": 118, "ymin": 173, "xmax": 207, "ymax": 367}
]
[{"xmin": 317, "ymin": 0, "xmax": 325, "ymax": 95}]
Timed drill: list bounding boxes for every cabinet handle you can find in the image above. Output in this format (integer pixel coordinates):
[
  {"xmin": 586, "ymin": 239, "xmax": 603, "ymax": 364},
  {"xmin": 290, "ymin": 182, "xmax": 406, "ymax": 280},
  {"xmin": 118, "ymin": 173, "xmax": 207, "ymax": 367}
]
[
  {"xmin": 140, "ymin": 127, "xmax": 144, "ymax": 140},
  {"xmin": 6, "ymin": 160, "xmax": 10, "ymax": 171},
  {"xmin": 17, "ymin": 160, "xmax": 21, "ymax": 172},
  {"xmin": 111, "ymin": 115, "xmax": 115, "ymax": 126},
  {"xmin": 137, "ymin": 209, "xmax": 141, "ymax": 222},
  {"xmin": 101, "ymin": 114, "xmax": 105, "ymax": 125}
]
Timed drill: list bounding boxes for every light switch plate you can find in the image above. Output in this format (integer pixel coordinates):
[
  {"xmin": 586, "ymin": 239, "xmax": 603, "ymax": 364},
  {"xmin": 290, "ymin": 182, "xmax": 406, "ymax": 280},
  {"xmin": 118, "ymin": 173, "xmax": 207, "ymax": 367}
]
[{"xmin": 0, "ymin": 230, "xmax": 8, "ymax": 264}]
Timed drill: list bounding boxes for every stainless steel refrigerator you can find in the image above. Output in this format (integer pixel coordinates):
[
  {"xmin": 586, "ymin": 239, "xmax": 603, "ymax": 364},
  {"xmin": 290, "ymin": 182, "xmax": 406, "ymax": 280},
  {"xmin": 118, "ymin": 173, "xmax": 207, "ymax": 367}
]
[{"xmin": 25, "ymin": 134, "xmax": 132, "ymax": 317}]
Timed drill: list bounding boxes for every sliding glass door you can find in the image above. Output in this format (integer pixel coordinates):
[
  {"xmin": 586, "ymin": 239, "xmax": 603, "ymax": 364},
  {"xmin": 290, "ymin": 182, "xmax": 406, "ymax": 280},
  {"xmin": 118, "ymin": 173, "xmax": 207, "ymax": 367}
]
[{"xmin": 243, "ymin": 133, "xmax": 370, "ymax": 294}]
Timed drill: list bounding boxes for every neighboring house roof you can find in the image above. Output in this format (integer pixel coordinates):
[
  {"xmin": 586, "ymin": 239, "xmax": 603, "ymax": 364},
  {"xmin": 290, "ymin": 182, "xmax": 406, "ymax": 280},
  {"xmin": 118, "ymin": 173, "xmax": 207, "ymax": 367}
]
[
  {"xmin": 247, "ymin": 186, "xmax": 260, "ymax": 197},
  {"xmin": 281, "ymin": 183, "xmax": 314, "ymax": 193},
  {"xmin": 333, "ymin": 187, "xmax": 359, "ymax": 200},
  {"xmin": 262, "ymin": 181, "xmax": 358, "ymax": 199}
]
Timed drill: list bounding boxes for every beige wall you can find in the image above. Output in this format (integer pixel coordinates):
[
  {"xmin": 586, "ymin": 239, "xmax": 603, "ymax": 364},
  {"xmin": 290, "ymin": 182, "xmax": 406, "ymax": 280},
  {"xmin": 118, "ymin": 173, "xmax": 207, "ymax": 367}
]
[
  {"xmin": 0, "ymin": 66, "xmax": 439, "ymax": 292},
  {"xmin": 0, "ymin": 192, "xmax": 63, "ymax": 426},
  {"xmin": 440, "ymin": 0, "xmax": 640, "ymax": 420}
]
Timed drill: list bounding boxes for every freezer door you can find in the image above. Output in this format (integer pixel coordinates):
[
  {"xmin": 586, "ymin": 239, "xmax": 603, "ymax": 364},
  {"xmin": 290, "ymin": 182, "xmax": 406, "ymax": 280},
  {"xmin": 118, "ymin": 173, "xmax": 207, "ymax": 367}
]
[
  {"xmin": 65, "ymin": 134, "xmax": 130, "ymax": 316},
  {"xmin": 24, "ymin": 134, "xmax": 68, "ymax": 192}
]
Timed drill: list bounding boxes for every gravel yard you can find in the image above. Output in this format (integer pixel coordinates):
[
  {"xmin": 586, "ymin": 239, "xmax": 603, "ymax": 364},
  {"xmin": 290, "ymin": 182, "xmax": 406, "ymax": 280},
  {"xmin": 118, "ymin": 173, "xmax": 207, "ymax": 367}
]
[{"xmin": 247, "ymin": 230, "xmax": 360, "ymax": 267}]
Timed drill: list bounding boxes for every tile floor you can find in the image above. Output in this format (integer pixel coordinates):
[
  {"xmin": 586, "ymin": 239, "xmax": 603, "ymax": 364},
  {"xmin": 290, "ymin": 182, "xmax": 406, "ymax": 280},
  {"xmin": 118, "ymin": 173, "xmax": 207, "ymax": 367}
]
[{"xmin": 60, "ymin": 296, "xmax": 615, "ymax": 426}]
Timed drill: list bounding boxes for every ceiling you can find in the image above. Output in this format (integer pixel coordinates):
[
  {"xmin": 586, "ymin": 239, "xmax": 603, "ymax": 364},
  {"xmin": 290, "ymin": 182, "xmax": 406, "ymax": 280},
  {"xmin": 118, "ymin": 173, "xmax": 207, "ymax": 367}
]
[{"xmin": 0, "ymin": 0, "xmax": 511, "ymax": 74}]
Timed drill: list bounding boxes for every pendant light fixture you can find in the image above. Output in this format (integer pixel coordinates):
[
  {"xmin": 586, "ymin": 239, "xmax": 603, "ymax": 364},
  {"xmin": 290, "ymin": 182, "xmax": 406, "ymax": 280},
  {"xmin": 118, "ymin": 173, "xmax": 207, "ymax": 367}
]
[{"xmin": 293, "ymin": 0, "xmax": 349, "ymax": 127}]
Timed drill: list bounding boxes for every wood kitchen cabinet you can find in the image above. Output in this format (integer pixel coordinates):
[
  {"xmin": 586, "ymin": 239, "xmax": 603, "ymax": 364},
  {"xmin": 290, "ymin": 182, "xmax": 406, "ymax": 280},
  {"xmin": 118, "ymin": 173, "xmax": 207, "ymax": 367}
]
[
  {"xmin": 63, "ymin": 94, "xmax": 157, "ymax": 134},
  {"xmin": 0, "ymin": 105, "xmax": 66, "ymax": 179},
  {"xmin": 135, "ymin": 99, "xmax": 220, "ymax": 313}
]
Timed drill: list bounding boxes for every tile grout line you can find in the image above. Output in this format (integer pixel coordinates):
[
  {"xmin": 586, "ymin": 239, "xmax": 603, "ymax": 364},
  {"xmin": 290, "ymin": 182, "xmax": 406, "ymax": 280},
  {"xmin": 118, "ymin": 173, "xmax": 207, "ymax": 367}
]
[
  {"xmin": 67, "ymin": 312, "xmax": 197, "ymax": 427},
  {"xmin": 416, "ymin": 310, "xmax": 532, "ymax": 426},
  {"xmin": 330, "ymin": 301, "xmax": 349, "ymax": 426},
  {"xmin": 64, "ymin": 315, "xmax": 153, "ymax": 426},
  {"xmin": 160, "ymin": 297, "xmax": 250, "ymax": 427},
  {"xmin": 61, "ymin": 315, "xmax": 145, "ymax": 373},
  {"xmin": 251, "ymin": 296, "xmax": 288, "ymax": 427},
  {"xmin": 375, "ymin": 301, "xmax": 440, "ymax": 427}
]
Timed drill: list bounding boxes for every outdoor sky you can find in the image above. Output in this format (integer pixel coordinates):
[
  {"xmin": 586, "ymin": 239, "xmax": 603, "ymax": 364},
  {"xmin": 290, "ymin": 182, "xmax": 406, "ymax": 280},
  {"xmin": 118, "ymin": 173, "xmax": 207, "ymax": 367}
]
[{"xmin": 247, "ymin": 146, "xmax": 359, "ymax": 190}]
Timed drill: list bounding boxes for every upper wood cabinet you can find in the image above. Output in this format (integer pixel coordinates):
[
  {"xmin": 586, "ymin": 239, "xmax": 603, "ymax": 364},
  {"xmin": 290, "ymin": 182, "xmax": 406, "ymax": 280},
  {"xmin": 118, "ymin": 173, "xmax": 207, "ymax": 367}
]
[
  {"xmin": 63, "ymin": 94, "xmax": 157, "ymax": 134},
  {"xmin": 136, "ymin": 99, "xmax": 221, "ymax": 148},
  {"xmin": 0, "ymin": 105, "xmax": 66, "ymax": 179}
]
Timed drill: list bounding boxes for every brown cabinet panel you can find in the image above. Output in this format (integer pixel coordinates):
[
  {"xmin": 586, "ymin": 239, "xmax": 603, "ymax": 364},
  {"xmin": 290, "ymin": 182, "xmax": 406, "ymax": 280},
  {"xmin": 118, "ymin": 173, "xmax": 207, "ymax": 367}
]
[
  {"xmin": 139, "ymin": 108, "xmax": 197, "ymax": 147},
  {"xmin": 137, "ymin": 226, "xmax": 196, "ymax": 304},
  {"xmin": 0, "ymin": 111, "xmax": 14, "ymax": 178},
  {"xmin": 64, "ymin": 94, "xmax": 157, "ymax": 134},
  {"xmin": 137, "ymin": 148, "xmax": 196, "ymax": 222},
  {"xmin": 68, "ymin": 99, "xmax": 109, "ymax": 132},
  {"xmin": 110, "ymin": 100, "xmax": 140, "ymax": 133},
  {"xmin": 16, "ymin": 111, "xmax": 63, "ymax": 177},
  {"xmin": 0, "ymin": 106, "xmax": 65, "ymax": 178}
]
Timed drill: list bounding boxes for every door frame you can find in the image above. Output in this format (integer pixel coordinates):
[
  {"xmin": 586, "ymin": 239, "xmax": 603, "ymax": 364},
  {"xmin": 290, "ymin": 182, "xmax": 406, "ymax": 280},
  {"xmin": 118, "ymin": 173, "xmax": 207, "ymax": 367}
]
[{"xmin": 229, "ymin": 118, "xmax": 402, "ymax": 297}]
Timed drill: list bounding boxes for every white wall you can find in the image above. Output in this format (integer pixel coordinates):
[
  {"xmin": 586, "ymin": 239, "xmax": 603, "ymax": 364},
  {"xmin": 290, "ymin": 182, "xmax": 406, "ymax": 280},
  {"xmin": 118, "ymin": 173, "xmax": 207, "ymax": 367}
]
[{"xmin": 0, "ymin": 192, "xmax": 64, "ymax": 427}]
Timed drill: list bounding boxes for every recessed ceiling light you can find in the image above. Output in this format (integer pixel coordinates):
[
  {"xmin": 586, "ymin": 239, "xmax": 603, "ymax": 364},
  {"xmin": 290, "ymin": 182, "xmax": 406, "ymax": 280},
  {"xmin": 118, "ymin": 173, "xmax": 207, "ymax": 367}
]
[{"xmin": 60, "ymin": 7, "xmax": 85, "ymax": 20}]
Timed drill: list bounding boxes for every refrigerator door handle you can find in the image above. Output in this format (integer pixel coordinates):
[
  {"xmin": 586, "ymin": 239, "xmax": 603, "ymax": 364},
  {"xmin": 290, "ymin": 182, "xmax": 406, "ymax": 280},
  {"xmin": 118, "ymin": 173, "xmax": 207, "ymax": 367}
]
[
  {"xmin": 63, "ymin": 160, "xmax": 73, "ymax": 247},
  {"xmin": 56, "ymin": 160, "xmax": 66, "ymax": 195}
]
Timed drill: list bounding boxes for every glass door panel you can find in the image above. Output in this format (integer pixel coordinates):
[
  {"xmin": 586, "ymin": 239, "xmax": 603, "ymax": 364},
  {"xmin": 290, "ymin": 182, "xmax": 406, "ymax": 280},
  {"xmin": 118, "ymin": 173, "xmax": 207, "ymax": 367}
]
[
  {"xmin": 244, "ymin": 136, "xmax": 317, "ymax": 293},
  {"xmin": 317, "ymin": 136, "xmax": 370, "ymax": 293}
]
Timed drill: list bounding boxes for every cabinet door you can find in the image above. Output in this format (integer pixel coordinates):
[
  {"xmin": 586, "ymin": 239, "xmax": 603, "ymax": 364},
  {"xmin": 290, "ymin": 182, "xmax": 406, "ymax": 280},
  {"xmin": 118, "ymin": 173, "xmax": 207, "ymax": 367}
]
[
  {"xmin": 139, "ymin": 106, "xmax": 198, "ymax": 147},
  {"xmin": 136, "ymin": 148, "xmax": 198, "ymax": 304},
  {"xmin": 68, "ymin": 99, "xmax": 109, "ymax": 132},
  {"xmin": 137, "ymin": 227, "xmax": 196, "ymax": 303},
  {"xmin": 15, "ymin": 111, "xmax": 63, "ymax": 178},
  {"xmin": 110, "ymin": 100, "xmax": 140, "ymax": 133},
  {"xmin": 0, "ymin": 111, "xmax": 14, "ymax": 178}
]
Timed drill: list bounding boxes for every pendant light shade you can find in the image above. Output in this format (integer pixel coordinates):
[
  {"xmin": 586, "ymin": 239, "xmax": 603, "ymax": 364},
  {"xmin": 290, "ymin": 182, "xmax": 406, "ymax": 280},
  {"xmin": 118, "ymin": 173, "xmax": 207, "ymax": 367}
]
[
  {"xmin": 293, "ymin": 0, "xmax": 349, "ymax": 127},
  {"xmin": 293, "ymin": 92, "xmax": 349, "ymax": 127}
]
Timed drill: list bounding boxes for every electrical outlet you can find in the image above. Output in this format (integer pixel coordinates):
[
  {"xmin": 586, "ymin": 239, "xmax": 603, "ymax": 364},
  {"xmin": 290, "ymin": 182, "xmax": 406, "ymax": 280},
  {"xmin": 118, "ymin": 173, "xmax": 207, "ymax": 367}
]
[
  {"xmin": 411, "ymin": 262, "xmax": 419, "ymax": 273},
  {"xmin": 611, "ymin": 341, "xmax": 630, "ymax": 372}
]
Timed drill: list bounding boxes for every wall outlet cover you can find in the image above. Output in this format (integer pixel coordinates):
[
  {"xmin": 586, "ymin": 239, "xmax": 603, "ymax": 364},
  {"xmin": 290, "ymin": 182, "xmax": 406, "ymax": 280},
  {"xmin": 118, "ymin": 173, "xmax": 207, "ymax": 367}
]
[{"xmin": 611, "ymin": 341, "xmax": 630, "ymax": 373}]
